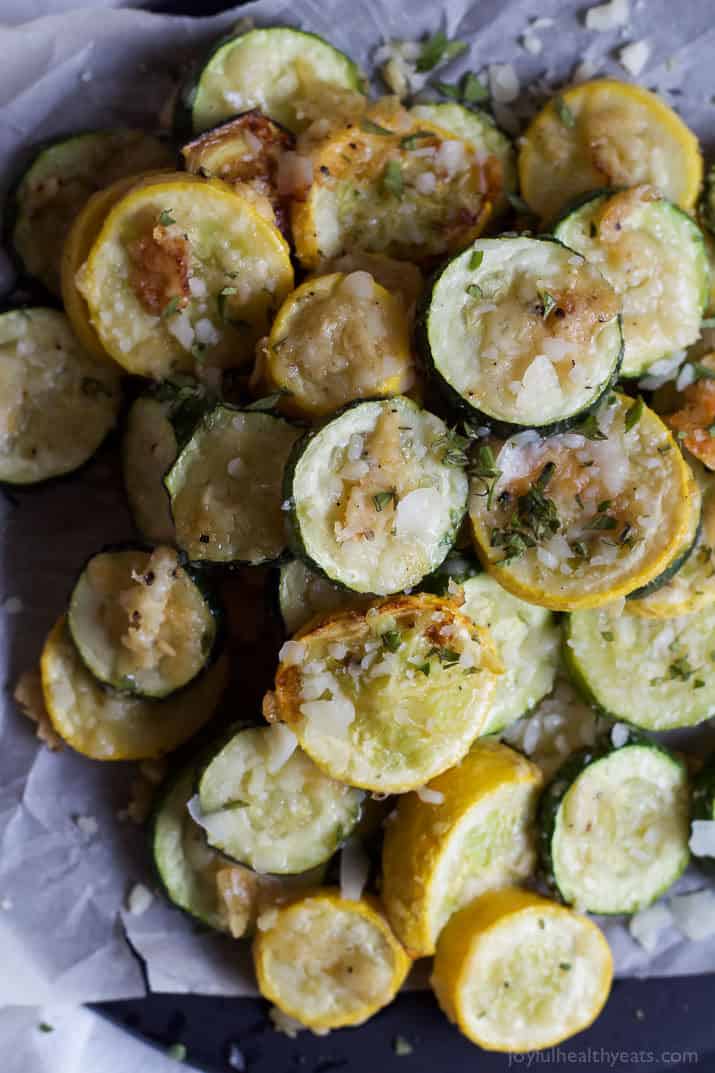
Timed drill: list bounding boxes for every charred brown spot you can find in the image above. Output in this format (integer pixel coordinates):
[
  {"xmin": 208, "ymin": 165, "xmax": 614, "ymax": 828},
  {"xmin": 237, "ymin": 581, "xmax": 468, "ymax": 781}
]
[{"xmin": 127, "ymin": 224, "xmax": 190, "ymax": 317}]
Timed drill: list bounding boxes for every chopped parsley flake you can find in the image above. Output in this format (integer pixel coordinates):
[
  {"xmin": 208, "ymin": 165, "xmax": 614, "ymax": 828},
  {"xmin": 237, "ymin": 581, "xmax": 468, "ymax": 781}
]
[
  {"xmin": 625, "ymin": 395, "xmax": 644, "ymax": 432},
  {"xmin": 382, "ymin": 159, "xmax": 403, "ymax": 198},
  {"xmin": 463, "ymin": 71, "xmax": 489, "ymax": 103},
  {"xmin": 162, "ymin": 295, "xmax": 182, "ymax": 319},
  {"xmin": 400, "ymin": 130, "xmax": 434, "ymax": 149},
  {"xmin": 373, "ymin": 490, "xmax": 396, "ymax": 512},
  {"xmin": 575, "ymin": 413, "xmax": 607, "ymax": 441},
  {"xmin": 246, "ymin": 389, "xmax": 292, "ymax": 412},
  {"xmin": 158, "ymin": 209, "xmax": 175, "ymax": 226},
  {"xmin": 466, "ymin": 283, "xmax": 484, "ymax": 299},
  {"xmin": 381, "ymin": 630, "xmax": 401, "ymax": 652},
  {"xmin": 554, "ymin": 96, "xmax": 576, "ymax": 128},
  {"xmin": 416, "ymin": 30, "xmax": 468, "ymax": 72},
  {"xmin": 361, "ymin": 117, "xmax": 393, "ymax": 136},
  {"xmin": 469, "ymin": 249, "xmax": 484, "ymax": 271},
  {"xmin": 539, "ymin": 291, "xmax": 557, "ymax": 319}
]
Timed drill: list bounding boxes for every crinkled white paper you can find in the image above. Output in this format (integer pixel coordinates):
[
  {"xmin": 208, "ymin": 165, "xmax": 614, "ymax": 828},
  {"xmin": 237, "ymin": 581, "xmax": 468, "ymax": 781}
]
[{"xmin": 2, "ymin": 0, "xmax": 715, "ymax": 1007}]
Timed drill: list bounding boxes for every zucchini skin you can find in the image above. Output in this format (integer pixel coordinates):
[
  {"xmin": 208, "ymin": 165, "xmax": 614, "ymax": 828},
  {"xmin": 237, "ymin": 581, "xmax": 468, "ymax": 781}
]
[
  {"xmin": 627, "ymin": 515, "xmax": 702, "ymax": 602},
  {"xmin": 692, "ymin": 754, "xmax": 715, "ymax": 876},
  {"xmin": 416, "ymin": 236, "xmax": 624, "ymax": 438},
  {"xmin": 66, "ymin": 541, "xmax": 226, "ymax": 701},
  {"xmin": 538, "ymin": 732, "xmax": 688, "ymax": 911}
]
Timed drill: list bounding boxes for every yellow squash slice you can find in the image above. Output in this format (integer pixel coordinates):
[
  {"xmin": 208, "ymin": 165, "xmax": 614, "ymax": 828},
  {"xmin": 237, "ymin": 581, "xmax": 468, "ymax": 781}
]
[
  {"xmin": 76, "ymin": 173, "xmax": 293, "ymax": 378},
  {"xmin": 272, "ymin": 594, "xmax": 502, "ymax": 793},
  {"xmin": 253, "ymin": 891, "xmax": 411, "ymax": 1031},
  {"xmin": 40, "ymin": 617, "xmax": 228, "ymax": 760},
  {"xmin": 382, "ymin": 741, "xmax": 542, "ymax": 958},
  {"xmin": 469, "ymin": 394, "xmax": 693, "ymax": 610},
  {"xmin": 431, "ymin": 888, "xmax": 613, "ymax": 1052},
  {"xmin": 292, "ymin": 110, "xmax": 497, "ymax": 269},
  {"xmin": 260, "ymin": 271, "xmax": 413, "ymax": 418},
  {"xmin": 519, "ymin": 80, "xmax": 703, "ymax": 222}
]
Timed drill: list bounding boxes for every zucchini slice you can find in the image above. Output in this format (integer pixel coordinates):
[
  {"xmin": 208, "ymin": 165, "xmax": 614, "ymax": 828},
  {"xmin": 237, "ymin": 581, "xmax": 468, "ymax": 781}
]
[
  {"xmin": 666, "ymin": 353, "xmax": 715, "ymax": 470},
  {"xmin": 458, "ymin": 574, "xmax": 560, "ymax": 734},
  {"xmin": 554, "ymin": 187, "xmax": 708, "ymax": 378},
  {"xmin": 565, "ymin": 603, "xmax": 715, "ymax": 730},
  {"xmin": 272, "ymin": 593, "xmax": 502, "ymax": 793},
  {"xmin": 318, "ymin": 252, "xmax": 424, "ymax": 322},
  {"xmin": 181, "ymin": 110, "xmax": 294, "ymax": 232},
  {"xmin": 539, "ymin": 733, "xmax": 690, "ymax": 914},
  {"xmin": 260, "ymin": 272, "xmax": 413, "ymax": 419},
  {"xmin": 8, "ymin": 130, "xmax": 172, "ymax": 297},
  {"xmin": 253, "ymin": 891, "xmax": 411, "ymax": 1031},
  {"xmin": 40, "ymin": 617, "xmax": 228, "ymax": 760},
  {"xmin": 382, "ymin": 741, "xmax": 542, "ymax": 958},
  {"xmin": 277, "ymin": 559, "xmax": 366, "ymax": 636},
  {"xmin": 152, "ymin": 764, "xmax": 327, "ymax": 934},
  {"xmin": 178, "ymin": 28, "xmax": 363, "ymax": 135},
  {"xmin": 469, "ymin": 394, "xmax": 693, "ymax": 610},
  {"xmin": 0, "ymin": 308, "xmax": 120, "ymax": 485},
  {"xmin": 518, "ymin": 79, "xmax": 703, "ymax": 222},
  {"xmin": 122, "ymin": 379, "xmax": 209, "ymax": 545},
  {"xmin": 692, "ymin": 754, "xmax": 715, "ymax": 874},
  {"xmin": 76, "ymin": 173, "xmax": 293, "ymax": 377},
  {"xmin": 292, "ymin": 107, "xmax": 498, "ymax": 269},
  {"xmin": 286, "ymin": 397, "xmax": 468, "ymax": 595},
  {"xmin": 165, "ymin": 404, "xmax": 301, "ymax": 566},
  {"xmin": 431, "ymin": 888, "xmax": 613, "ymax": 1052},
  {"xmin": 421, "ymin": 236, "xmax": 623, "ymax": 433},
  {"xmin": 195, "ymin": 724, "xmax": 363, "ymax": 873},
  {"xmin": 68, "ymin": 545, "xmax": 222, "ymax": 699},
  {"xmin": 410, "ymin": 102, "xmax": 516, "ymax": 217}
]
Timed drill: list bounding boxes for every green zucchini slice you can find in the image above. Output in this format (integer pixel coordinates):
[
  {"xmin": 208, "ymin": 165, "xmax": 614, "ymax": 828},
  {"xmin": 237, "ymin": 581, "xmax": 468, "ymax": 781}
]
[
  {"xmin": 539, "ymin": 733, "xmax": 690, "ymax": 914},
  {"xmin": 122, "ymin": 379, "xmax": 209, "ymax": 545},
  {"xmin": 68, "ymin": 545, "xmax": 222, "ymax": 699},
  {"xmin": 458, "ymin": 574, "xmax": 560, "ymax": 734},
  {"xmin": 195, "ymin": 723, "xmax": 363, "ymax": 874},
  {"xmin": 0, "ymin": 308, "xmax": 121, "ymax": 485},
  {"xmin": 181, "ymin": 110, "xmax": 294, "ymax": 232},
  {"xmin": 554, "ymin": 187, "xmax": 708, "ymax": 378},
  {"xmin": 565, "ymin": 603, "xmax": 715, "ymax": 730},
  {"xmin": 277, "ymin": 559, "xmax": 366, "ymax": 636},
  {"xmin": 410, "ymin": 102, "xmax": 516, "ymax": 216},
  {"xmin": 178, "ymin": 28, "xmax": 363, "ymax": 135},
  {"xmin": 152, "ymin": 763, "xmax": 325, "ymax": 933},
  {"xmin": 469, "ymin": 393, "xmax": 693, "ymax": 611},
  {"xmin": 421, "ymin": 236, "xmax": 623, "ymax": 434},
  {"xmin": 285, "ymin": 396, "xmax": 469, "ymax": 595},
  {"xmin": 7, "ymin": 129, "xmax": 172, "ymax": 296},
  {"xmin": 165, "ymin": 404, "xmax": 301, "ymax": 566}
]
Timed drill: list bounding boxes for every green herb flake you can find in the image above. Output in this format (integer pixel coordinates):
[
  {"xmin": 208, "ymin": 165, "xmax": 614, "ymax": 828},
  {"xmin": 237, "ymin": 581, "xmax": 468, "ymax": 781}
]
[
  {"xmin": 597, "ymin": 499, "xmax": 612, "ymax": 513},
  {"xmin": 694, "ymin": 678, "xmax": 706, "ymax": 689},
  {"xmin": 361, "ymin": 117, "xmax": 394, "ymax": 136},
  {"xmin": 158, "ymin": 208, "xmax": 175, "ymax": 226},
  {"xmin": 191, "ymin": 341, "xmax": 207, "ymax": 363},
  {"xmin": 38, "ymin": 1023, "xmax": 53, "ymax": 1033},
  {"xmin": 245, "ymin": 389, "xmax": 291, "ymax": 412},
  {"xmin": 166, "ymin": 1043, "xmax": 186, "ymax": 1062},
  {"xmin": 539, "ymin": 291, "xmax": 557, "ymax": 319},
  {"xmin": 382, "ymin": 159, "xmax": 403, "ymax": 199},
  {"xmin": 570, "ymin": 541, "xmax": 588, "ymax": 559},
  {"xmin": 400, "ymin": 129, "xmax": 434, "ymax": 149},
  {"xmin": 554, "ymin": 96, "xmax": 576, "ymax": 128},
  {"xmin": 382, "ymin": 630, "xmax": 401, "ymax": 652},
  {"xmin": 430, "ymin": 646, "xmax": 461, "ymax": 666},
  {"xmin": 463, "ymin": 71, "xmax": 489, "ymax": 103},
  {"xmin": 466, "ymin": 283, "xmax": 484, "ymax": 299},
  {"xmin": 394, "ymin": 1036, "xmax": 413, "ymax": 1057},
  {"xmin": 162, "ymin": 295, "xmax": 182, "ymax": 319},
  {"xmin": 490, "ymin": 462, "xmax": 560, "ymax": 562},
  {"xmin": 589, "ymin": 514, "xmax": 617, "ymax": 531},
  {"xmin": 559, "ymin": 961, "xmax": 572, "ymax": 971},
  {"xmin": 601, "ymin": 630, "xmax": 614, "ymax": 642},
  {"xmin": 625, "ymin": 395, "xmax": 644, "ymax": 432},
  {"xmin": 217, "ymin": 285, "xmax": 237, "ymax": 322},
  {"xmin": 669, "ymin": 656, "xmax": 695, "ymax": 682},
  {"xmin": 701, "ymin": 317, "xmax": 715, "ymax": 328},
  {"xmin": 708, "ymin": 424, "xmax": 715, "ymax": 437},
  {"xmin": 469, "ymin": 249, "xmax": 484, "ymax": 271},
  {"xmin": 691, "ymin": 362, "xmax": 715, "ymax": 381},
  {"xmin": 373, "ymin": 490, "xmax": 396, "ymax": 512},
  {"xmin": 416, "ymin": 30, "xmax": 468, "ymax": 72},
  {"xmin": 433, "ymin": 79, "xmax": 461, "ymax": 99},
  {"xmin": 576, "ymin": 413, "xmax": 607, "ymax": 441},
  {"xmin": 417, "ymin": 661, "xmax": 431, "ymax": 676}
]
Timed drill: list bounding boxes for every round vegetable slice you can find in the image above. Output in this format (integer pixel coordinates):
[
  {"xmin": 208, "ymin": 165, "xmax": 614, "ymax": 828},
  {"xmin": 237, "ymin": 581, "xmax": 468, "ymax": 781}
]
[
  {"xmin": 565, "ymin": 602, "xmax": 715, "ymax": 730},
  {"xmin": 292, "ymin": 107, "xmax": 498, "ymax": 269},
  {"xmin": 40, "ymin": 617, "xmax": 228, "ymax": 760},
  {"xmin": 8, "ymin": 129, "xmax": 173, "ymax": 296},
  {"xmin": 178, "ymin": 27, "xmax": 363, "ymax": 135},
  {"xmin": 469, "ymin": 394, "xmax": 693, "ymax": 610},
  {"xmin": 319, "ymin": 252, "xmax": 424, "ymax": 322},
  {"xmin": 410, "ymin": 102, "xmax": 516, "ymax": 217},
  {"xmin": 152, "ymin": 764, "xmax": 326, "ymax": 934},
  {"xmin": 276, "ymin": 559, "xmax": 367, "ymax": 636},
  {"xmin": 554, "ymin": 187, "xmax": 708, "ymax": 377},
  {"xmin": 68, "ymin": 545, "xmax": 222, "ymax": 699},
  {"xmin": 272, "ymin": 593, "xmax": 502, "ymax": 793},
  {"xmin": 194, "ymin": 723, "xmax": 363, "ymax": 874},
  {"xmin": 286, "ymin": 396, "xmax": 468, "ymax": 596},
  {"xmin": 0, "ymin": 308, "xmax": 120, "ymax": 485},
  {"xmin": 458, "ymin": 574, "xmax": 560, "ymax": 734},
  {"xmin": 382, "ymin": 741, "xmax": 542, "ymax": 957},
  {"xmin": 420, "ymin": 236, "xmax": 623, "ymax": 433},
  {"xmin": 253, "ymin": 891, "xmax": 411, "ymax": 1031},
  {"xmin": 431, "ymin": 888, "xmax": 613, "ymax": 1052},
  {"xmin": 519, "ymin": 80, "xmax": 703, "ymax": 222},
  {"xmin": 122, "ymin": 378, "xmax": 210, "ymax": 545},
  {"xmin": 540, "ymin": 733, "xmax": 690, "ymax": 913},
  {"xmin": 76, "ymin": 173, "xmax": 293, "ymax": 377},
  {"xmin": 165, "ymin": 404, "xmax": 301, "ymax": 566},
  {"xmin": 260, "ymin": 272, "xmax": 413, "ymax": 419},
  {"xmin": 181, "ymin": 110, "xmax": 294, "ymax": 232}
]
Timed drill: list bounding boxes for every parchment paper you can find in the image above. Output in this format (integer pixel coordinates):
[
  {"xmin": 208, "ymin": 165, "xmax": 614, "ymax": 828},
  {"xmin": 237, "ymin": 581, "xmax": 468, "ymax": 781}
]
[{"xmin": 2, "ymin": 0, "xmax": 715, "ymax": 1006}]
